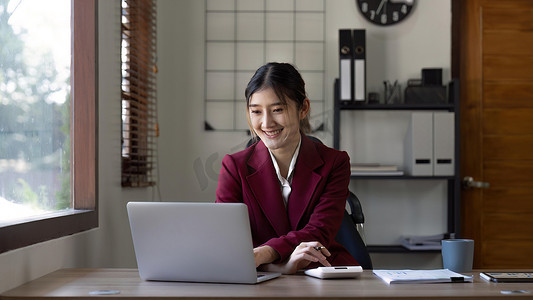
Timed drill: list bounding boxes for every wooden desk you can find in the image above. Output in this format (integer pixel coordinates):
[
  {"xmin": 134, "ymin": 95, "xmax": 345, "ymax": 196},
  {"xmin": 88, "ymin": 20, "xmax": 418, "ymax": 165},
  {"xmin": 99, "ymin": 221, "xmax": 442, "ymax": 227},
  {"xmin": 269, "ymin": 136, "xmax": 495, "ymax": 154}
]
[{"xmin": 2, "ymin": 268, "xmax": 533, "ymax": 300}]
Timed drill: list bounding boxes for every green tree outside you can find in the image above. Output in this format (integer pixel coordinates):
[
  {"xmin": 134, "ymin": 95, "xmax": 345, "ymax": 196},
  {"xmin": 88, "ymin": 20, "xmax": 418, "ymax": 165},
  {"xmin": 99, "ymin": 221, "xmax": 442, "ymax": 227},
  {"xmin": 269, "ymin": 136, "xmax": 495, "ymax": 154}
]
[{"xmin": 0, "ymin": 0, "xmax": 71, "ymax": 212}]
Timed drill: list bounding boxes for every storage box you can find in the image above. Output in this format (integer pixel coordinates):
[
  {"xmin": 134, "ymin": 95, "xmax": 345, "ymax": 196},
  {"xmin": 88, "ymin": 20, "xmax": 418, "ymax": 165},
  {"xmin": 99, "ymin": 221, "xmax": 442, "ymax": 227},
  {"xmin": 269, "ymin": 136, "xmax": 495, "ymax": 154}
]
[{"xmin": 404, "ymin": 86, "xmax": 446, "ymax": 104}]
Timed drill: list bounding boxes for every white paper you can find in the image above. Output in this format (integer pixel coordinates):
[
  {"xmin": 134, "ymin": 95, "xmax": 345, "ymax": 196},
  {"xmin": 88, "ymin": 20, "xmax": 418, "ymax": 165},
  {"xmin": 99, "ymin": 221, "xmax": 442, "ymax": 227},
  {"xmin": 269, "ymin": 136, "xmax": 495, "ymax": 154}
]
[{"xmin": 373, "ymin": 269, "xmax": 473, "ymax": 284}]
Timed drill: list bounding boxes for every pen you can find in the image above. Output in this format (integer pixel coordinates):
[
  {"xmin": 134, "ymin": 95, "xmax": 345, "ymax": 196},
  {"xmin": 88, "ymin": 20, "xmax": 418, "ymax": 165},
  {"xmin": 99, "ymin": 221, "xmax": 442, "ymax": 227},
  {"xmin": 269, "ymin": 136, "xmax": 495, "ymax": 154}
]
[{"xmin": 314, "ymin": 246, "xmax": 326, "ymax": 251}]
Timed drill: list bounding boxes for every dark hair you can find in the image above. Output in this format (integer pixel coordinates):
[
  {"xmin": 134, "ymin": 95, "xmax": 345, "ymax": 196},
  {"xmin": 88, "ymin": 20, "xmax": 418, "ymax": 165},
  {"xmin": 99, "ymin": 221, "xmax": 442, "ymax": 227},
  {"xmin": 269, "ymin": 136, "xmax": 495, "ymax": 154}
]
[{"xmin": 245, "ymin": 62, "xmax": 311, "ymax": 134}]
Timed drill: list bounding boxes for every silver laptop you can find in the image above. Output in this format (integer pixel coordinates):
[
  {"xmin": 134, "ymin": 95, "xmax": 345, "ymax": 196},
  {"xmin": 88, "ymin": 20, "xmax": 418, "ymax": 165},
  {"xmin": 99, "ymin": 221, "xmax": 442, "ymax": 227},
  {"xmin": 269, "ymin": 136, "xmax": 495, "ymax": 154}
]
[{"xmin": 127, "ymin": 201, "xmax": 281, "ymax": 284}]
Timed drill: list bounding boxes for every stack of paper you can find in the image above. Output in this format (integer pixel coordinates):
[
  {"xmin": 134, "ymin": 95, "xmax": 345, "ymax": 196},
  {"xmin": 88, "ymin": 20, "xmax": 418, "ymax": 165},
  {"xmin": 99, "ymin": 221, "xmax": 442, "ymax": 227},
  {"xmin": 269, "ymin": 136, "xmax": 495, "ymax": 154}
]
[
  {"xmin": 350, "ymin": 164, "xmax": 404, "ymax": 176},
  {"xmin": 401, "ymin": 233, "xmax": 447, "ymax": 250},
  {"xmin": 373, "ymin": 269, "xmax": 473, "ymax": 284}
]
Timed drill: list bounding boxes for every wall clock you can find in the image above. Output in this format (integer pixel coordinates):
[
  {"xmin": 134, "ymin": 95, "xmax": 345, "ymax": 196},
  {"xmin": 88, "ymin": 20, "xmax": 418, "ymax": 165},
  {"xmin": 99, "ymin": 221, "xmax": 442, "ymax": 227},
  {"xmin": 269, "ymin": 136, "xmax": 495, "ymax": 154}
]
[{"xmin": 356, "ymin": 0, "xmax": 415, "ymax": 26}]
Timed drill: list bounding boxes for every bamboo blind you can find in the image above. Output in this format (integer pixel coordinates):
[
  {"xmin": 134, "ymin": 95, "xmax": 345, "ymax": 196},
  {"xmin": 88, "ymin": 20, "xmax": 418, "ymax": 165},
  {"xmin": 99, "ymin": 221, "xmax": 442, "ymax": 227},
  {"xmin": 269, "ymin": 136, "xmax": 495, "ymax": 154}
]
[{"xmin": 121, "ymin": 0, "xmax": 158, "ymax": 187}]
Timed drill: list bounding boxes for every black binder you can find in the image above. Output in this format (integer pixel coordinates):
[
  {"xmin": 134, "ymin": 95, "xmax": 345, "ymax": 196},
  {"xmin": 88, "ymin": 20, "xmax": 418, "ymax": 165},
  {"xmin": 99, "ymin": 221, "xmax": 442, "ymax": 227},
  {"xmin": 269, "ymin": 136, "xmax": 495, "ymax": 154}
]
[
  {"xmin": 339, "ymin": 29, "xmax": 353, "ymax": 104},
  {"xmin": 352, "ymin": 29, "xmax": 366, "ymax": 102}
]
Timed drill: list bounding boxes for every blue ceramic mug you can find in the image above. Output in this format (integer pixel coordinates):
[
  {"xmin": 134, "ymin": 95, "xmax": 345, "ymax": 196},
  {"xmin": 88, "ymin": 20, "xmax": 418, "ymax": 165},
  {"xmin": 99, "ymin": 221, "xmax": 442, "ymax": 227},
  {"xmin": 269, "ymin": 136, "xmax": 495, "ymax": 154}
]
[{"xmin": 441, "ymin": 239, "xmax": 474, "ymax": 273}]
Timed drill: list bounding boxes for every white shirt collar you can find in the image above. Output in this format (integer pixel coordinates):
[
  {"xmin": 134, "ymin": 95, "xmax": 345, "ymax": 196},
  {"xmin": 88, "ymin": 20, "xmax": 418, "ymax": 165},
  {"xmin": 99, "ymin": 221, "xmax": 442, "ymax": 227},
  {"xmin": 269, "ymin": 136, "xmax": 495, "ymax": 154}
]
[
  {"xmin": 268, "ymin": 137, "xmax": 301, "ymax": 204},
  {"xmin": 268, "ymin": 137, "xmax": 301, "ymax": 182}
]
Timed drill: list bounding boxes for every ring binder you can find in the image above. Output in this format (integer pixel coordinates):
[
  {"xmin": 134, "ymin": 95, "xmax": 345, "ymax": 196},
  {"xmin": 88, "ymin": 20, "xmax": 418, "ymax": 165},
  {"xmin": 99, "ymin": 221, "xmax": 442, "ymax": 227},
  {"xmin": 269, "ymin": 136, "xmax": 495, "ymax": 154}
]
[
  {"xmin": 352, "ymin": 29, "xmax": 366, "ymax": 102},
  {"xmin": 339, "ymin": 29, "xmax": 353, "ymax": 104}
]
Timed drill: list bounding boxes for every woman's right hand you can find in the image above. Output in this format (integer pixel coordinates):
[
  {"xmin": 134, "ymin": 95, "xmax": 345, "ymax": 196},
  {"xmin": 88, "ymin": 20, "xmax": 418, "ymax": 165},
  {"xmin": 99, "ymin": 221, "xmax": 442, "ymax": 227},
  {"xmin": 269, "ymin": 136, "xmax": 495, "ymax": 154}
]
[{"xmin": 261, "ymin": 242, "xmax": 331, "ymax": 274}]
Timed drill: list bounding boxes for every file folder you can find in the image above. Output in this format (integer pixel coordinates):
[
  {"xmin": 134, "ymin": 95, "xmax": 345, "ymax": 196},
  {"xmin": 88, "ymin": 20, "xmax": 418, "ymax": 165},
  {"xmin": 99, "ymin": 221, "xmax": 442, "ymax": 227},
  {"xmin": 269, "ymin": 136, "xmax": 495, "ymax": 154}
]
[
  {"xmin": 339, "ymin": 29, "xmax": 353, "ymax": 104},
  {"xmin": 433, "ymin": 112, "xmax": 455, "ymax": 176},
  {"xmin": 404, "ymin": 112, "xmax": 433, "ymax": 176},
  {"xmin": 352, "ymin": 29, "xmax": 366, "ymax": 102}
]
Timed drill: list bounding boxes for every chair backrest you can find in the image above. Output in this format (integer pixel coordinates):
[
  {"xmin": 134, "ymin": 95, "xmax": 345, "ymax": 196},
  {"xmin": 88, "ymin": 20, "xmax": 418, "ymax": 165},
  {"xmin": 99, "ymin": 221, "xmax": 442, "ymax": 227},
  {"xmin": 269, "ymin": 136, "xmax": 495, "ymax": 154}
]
[
  {"xmin": 346, "ymin": 191, "xmax": 366, "ymax": 241},
  {"xmin": 335, "ymin": 192, "xmax": 373, "ymax": 270}
]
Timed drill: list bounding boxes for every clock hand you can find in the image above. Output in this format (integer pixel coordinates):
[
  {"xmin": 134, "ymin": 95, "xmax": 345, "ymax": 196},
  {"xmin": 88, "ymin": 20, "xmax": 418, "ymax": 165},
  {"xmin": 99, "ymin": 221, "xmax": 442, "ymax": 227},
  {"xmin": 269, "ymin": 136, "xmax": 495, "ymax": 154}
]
[{"xmin": 376, "ymin": 0, "xmax": 387, "ymax": 15}]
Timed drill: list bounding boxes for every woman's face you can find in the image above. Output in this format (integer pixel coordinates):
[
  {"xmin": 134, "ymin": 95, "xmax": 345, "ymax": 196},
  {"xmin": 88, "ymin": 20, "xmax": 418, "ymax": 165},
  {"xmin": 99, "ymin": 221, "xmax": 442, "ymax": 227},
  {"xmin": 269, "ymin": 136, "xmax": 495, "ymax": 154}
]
[{"xmin": 249, "ymin": 88, "xmax": 308, "ymax": 153}]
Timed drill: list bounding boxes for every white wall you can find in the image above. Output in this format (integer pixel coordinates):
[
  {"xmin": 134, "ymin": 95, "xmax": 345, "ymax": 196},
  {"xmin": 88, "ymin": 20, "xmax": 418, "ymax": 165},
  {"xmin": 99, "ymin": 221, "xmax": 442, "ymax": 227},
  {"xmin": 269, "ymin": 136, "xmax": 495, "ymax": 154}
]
[
  {"xmin": 0, "ymin": 0, "xmax": 451, "ymax": 293},
  {"xmin": 325, "ymin": 0, "xmax": 451, "ymax": 266},
  {"xmin": 156, "ymin": 0, "xmax": 451, "ymax": 267}
]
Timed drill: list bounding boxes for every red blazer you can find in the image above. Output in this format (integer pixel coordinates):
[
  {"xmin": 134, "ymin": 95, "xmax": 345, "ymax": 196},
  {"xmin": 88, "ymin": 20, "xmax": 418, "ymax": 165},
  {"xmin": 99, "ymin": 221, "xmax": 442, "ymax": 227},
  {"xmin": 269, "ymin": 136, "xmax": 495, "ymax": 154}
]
[{"xmin": 216, "ymin": 134, "xmax": 358, "ymax": 267}]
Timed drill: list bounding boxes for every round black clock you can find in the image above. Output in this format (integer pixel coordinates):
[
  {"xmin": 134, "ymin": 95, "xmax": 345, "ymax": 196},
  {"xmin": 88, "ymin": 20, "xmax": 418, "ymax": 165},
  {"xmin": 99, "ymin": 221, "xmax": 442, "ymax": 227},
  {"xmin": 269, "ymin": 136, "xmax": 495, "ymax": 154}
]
[{"xmin": 356, "ymin": 0, "xmax": 415, "ymax": 26}]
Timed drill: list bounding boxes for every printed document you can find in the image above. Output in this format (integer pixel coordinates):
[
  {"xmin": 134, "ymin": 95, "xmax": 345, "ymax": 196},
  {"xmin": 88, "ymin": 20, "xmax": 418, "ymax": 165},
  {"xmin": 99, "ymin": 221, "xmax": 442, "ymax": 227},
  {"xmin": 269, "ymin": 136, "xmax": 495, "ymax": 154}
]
[{"xmin": 373, "ymin": 269, "xmax": 473, "ymax": 284}]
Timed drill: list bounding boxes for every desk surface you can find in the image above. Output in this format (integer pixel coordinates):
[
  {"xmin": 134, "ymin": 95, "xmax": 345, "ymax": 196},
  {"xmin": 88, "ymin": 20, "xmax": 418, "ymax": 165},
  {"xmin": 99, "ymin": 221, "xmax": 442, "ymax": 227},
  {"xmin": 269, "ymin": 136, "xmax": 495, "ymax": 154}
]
[{"xmin": 2, "ymin": 268, "xmax": 533, "ymax": 300}]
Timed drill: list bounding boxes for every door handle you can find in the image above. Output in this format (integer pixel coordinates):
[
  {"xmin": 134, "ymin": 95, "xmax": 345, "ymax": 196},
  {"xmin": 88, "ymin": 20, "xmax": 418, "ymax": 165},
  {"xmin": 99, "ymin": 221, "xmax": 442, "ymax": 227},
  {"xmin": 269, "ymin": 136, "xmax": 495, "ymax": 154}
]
[{"xmin": 462, "ymin": 176, "xmax": 490, "ymax": 189}]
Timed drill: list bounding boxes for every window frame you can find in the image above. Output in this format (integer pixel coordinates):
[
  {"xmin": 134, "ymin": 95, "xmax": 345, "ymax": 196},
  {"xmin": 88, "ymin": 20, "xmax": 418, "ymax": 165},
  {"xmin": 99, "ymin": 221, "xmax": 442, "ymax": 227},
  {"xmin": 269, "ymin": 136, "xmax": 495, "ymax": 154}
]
[{"xmin": 0, "ymin": 0, "xmax": 98, "ymax": 254}]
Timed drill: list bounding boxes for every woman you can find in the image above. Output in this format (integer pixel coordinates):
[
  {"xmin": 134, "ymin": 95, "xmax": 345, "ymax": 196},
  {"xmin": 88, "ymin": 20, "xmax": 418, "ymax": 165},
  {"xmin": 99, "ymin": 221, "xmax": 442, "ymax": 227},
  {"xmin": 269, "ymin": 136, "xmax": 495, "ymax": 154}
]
[{"xmin": 216, "ymin": 62, "xmax": 358, "ymax": 274}]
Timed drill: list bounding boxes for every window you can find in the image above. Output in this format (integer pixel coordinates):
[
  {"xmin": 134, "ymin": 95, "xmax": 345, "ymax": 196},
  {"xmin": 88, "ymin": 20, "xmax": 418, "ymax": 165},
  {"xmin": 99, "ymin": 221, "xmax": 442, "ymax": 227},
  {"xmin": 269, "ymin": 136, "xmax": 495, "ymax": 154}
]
[
  {"xmin": 0, "ymin": 0, "xmax": 97, "ymax": 253},
  {"xmin": 120, "ymin": 0, "xmax": 158, "ymax": 187}
]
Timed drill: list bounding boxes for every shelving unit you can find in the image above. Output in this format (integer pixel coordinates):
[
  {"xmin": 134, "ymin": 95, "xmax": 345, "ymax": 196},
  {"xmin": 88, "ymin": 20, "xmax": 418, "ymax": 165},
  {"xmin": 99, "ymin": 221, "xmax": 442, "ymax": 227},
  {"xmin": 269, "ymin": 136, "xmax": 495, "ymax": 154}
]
[{"xmin": 333, "ymin": 78, "xmax": 461, "ymax": 253}]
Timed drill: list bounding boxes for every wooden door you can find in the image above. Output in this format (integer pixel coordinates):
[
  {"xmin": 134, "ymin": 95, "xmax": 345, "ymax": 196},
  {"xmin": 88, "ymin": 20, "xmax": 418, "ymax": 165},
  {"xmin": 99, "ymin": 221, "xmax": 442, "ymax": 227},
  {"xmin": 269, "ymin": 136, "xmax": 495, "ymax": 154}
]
[{"xmin": 459, "ymin": 0, "xmax": 533, "ymax": 268}]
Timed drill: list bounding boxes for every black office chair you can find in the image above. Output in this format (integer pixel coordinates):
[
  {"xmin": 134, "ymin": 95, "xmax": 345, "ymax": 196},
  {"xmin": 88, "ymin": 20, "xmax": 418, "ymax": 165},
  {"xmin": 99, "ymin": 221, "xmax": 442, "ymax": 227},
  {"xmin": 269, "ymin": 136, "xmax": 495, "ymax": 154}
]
[
  {"xmin": 246, "ymin": 136, "xmax": 373, "ymax": 269},
  {"xmin": 335, "ymin": 191, "xmax": 373, "ymax": 270}
]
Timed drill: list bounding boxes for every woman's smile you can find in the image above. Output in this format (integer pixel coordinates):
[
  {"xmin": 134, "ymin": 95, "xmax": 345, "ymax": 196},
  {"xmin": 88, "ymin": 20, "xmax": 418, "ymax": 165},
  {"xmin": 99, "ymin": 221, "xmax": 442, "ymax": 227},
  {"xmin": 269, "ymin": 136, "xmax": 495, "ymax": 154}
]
[{"xmin": 263, "ymin": 129, "xmax": 283, "ymax": 137}]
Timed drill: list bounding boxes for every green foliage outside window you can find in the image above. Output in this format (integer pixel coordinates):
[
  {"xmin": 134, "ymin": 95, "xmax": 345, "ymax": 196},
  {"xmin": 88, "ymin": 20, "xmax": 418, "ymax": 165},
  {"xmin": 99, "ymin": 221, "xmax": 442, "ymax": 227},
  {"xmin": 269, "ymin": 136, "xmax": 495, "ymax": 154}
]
[{"xmin": 0, "ymin": 0, "xmax": 71, "ymax": 216}]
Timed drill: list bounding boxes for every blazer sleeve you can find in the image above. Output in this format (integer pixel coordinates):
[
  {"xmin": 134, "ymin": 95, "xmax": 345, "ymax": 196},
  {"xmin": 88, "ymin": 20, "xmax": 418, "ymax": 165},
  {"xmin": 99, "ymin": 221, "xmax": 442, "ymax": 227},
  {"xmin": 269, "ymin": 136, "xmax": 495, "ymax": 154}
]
[{"xmin": 263, "ymin": 150, "xmax": 350, "ymax": 262}]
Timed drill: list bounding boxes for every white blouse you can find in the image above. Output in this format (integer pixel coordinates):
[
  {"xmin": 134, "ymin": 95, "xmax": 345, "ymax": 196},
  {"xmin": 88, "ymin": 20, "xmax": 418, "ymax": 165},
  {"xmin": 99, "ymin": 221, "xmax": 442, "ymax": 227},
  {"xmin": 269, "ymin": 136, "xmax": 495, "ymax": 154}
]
[{"xmin": 267, "ymin": 138, "xmax": 301, "ymax": 206}]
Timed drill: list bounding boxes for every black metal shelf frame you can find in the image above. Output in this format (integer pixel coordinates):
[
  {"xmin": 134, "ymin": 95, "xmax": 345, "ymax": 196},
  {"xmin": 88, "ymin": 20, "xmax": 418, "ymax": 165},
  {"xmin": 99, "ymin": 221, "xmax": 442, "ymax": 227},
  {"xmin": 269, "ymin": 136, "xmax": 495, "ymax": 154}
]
[{"xmin": 333, "ymin": 78, "xmax": 461, "ymax": 253}]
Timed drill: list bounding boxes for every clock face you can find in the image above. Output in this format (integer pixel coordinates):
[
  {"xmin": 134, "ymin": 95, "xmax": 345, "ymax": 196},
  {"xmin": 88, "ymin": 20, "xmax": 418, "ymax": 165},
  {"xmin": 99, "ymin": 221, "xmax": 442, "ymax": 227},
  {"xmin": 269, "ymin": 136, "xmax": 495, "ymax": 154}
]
[{"xmin": 356, "ymin": 0, "xmax": 415, "ymax": 26}]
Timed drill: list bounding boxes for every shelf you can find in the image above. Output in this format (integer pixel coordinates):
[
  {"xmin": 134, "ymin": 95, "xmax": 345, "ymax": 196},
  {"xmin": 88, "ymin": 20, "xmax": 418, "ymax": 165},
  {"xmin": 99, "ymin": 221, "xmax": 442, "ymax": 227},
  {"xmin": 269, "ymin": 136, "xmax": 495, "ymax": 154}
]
[
  {"xmin": 367, "ymin": 245, "xmax": 441, "ymax": 253},
  {"xmin": 337, "ymin": 102, "xmax": 455, "ymax": 111},
  {"xmin": 350, "ymin": 175, "xmax": 455, "ymax": 180},
  {"xmin": 333, "ymin": 78, "xmax": 461, "ymax": 242}
]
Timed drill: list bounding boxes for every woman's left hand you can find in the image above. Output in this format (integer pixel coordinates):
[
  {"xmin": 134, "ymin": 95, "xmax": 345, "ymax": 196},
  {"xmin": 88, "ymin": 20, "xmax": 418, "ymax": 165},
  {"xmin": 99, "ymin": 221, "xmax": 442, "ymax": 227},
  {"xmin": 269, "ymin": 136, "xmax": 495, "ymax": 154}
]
[
  {"xmin": 262, "ymin": 242, "xmax": 331, "ymax": 274},
  {"xmin": 254, "ymin": 245, "xmax": 279, "ymax": 267}
]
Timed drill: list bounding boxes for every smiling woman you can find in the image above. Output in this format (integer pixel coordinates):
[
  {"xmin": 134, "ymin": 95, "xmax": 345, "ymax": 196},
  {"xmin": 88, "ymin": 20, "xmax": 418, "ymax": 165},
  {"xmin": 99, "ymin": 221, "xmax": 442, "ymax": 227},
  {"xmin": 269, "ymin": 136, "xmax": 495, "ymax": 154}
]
[
  {"xmin": 216, "ymin": 63, "xmax": 359, "ymax": 274},
  {"xmin": 0, "ymin": 0, "xmax": 97, "ymax": 253}
]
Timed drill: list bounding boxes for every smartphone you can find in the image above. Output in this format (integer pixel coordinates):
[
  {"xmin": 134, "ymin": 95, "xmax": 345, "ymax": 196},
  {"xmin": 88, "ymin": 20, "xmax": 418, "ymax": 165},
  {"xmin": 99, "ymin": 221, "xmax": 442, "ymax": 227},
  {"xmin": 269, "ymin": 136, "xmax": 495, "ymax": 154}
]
[{"xmin": 480, "ymin": 272, "xmax": 533, "ymax": 283}]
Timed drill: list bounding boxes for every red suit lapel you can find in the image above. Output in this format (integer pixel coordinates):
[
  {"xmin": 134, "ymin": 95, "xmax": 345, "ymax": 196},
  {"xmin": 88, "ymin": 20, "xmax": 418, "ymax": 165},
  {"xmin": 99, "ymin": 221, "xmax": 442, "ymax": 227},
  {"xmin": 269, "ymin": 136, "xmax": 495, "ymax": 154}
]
[
  {"xmin": 287, "ymin": 136, "xmax": 323, "ymax": 230},
  {"xmin": 246, "ymin": 135, "xmax": 324, "ymax": 234},
  {"xmin": 246, "ymin": 142, "xmax": 291, "ymax": 236}
]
